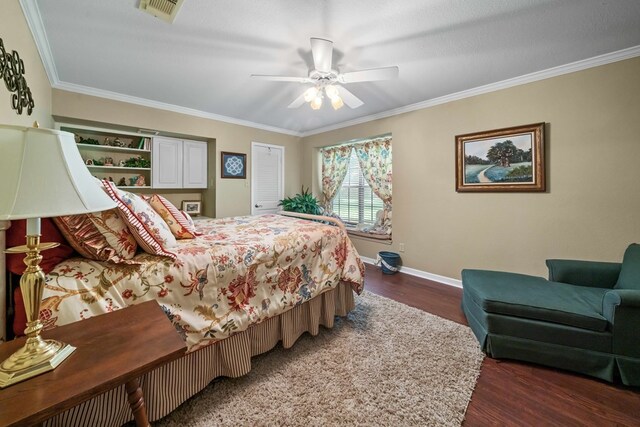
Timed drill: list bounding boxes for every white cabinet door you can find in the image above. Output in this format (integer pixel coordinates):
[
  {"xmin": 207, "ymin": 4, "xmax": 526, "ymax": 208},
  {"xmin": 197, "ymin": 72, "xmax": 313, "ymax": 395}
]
[
  {"xmin": 183, "ymin": 140, "xmax": 208, "ymax": 188},
  {"xmin": 152, "ymin": 137, "xmax": 183, "ymax": 188}
]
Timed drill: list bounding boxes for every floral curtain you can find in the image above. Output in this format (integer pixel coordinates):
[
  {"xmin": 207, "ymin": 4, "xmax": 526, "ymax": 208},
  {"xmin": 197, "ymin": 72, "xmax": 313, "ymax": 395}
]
[
  {"xmin": 320, "ymin": 145, "xmax": 352, "ymax": 210},
  {"xmin": 354, "ymin": 137, "xmax": 392, "ymax": 234}
]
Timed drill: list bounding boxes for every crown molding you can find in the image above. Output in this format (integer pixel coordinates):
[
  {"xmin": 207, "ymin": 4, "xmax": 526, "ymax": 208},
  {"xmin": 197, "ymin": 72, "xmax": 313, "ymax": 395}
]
[
  {"xmin": 52, "ymin": 81, "xmax": 302, "ymax": 137},
  {"xmin": 360, "ymin": 256, "xmax": 462, "ymax": 289},
  {"xmin": 19, "ymin": 0, "xmax": 59, "ymax": 85},
  {"xmin": 20, "ymin": 0, "xmax": 640, "ymax": 139},
  {"xmin": 300, "ymin": 45, "xmax": 640, "ymax": 137}
]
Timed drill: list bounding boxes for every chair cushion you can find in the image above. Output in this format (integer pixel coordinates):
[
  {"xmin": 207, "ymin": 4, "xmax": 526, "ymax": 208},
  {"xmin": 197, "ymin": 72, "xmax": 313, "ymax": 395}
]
[
  {"xmin": 615, "ymin": 244, "xmax": 640, "ymax": 290},
  {"xmin": 462, "ymin": 269, "xmax": 609, "ymax": 332}
]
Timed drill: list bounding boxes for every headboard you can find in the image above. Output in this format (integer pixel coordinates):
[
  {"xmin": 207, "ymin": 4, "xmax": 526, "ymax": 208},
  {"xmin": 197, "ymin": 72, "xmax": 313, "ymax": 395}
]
[{"xmin": 0, "ymin": 220, "xmax": 9, "ymax": 343}]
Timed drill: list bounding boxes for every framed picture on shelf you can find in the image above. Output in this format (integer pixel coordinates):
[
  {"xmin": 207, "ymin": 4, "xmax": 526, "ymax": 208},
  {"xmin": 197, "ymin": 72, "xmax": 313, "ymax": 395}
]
[
  {"xmin": 221, "ymin": 151, "xmax": 246, "ymax": 179},
  {"xmin": 182, "ymin": 200, "xmax": 202, "ymax": 215},
  {"xmin": 455, "ymin": 122, "xmax": 545, "ymax": 192}
]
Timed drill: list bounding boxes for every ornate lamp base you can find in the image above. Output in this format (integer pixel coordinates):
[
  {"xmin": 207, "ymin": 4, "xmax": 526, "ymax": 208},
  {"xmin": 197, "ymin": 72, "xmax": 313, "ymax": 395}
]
[
  {"xmin": 0, "ymin": 338, "xmax": 75, "ymax": 388},
  {"xmin": 0, "ymin": 232, "xmax": 76, "ymax": 388}
]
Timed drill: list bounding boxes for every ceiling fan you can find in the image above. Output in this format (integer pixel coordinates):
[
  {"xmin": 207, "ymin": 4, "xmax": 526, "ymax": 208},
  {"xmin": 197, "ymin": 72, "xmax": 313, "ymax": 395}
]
[{"xmin": 251, "ymin": 38, "xmax": 399, "ymax": 110}]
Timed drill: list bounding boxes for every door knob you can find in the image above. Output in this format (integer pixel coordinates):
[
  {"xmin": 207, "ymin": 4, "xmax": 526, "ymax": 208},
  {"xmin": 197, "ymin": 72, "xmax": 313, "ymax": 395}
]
[{"xmin": 254, "ymin": 204, "xmax": 263, "ymax": 208}]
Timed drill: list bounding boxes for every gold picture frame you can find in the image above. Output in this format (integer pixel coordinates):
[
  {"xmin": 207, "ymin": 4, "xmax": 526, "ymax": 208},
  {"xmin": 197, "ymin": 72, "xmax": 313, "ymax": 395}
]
[{"xmin": 455, "ymin": 122, "xmax": 545, "ymax": 192}]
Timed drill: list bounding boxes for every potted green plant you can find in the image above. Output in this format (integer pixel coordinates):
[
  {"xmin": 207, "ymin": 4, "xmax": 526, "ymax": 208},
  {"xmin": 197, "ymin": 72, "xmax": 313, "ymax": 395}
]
[{"xmin": 278, "ymin": 186, "xmax": 322, "ymax": 215}]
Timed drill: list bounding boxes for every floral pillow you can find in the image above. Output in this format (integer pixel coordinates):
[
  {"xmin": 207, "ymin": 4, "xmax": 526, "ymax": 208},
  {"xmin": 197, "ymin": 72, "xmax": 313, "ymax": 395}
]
[
  {"xmin": 102, "ymin": 180, "xmax": 177, "ymax": 259},
  {"xmin": 53, "ymin": 209, "xmax": 138, "ymax": 264},
  {"xmin": 145, "ymin": 194, "xmax": 200, "ymax": 239}
]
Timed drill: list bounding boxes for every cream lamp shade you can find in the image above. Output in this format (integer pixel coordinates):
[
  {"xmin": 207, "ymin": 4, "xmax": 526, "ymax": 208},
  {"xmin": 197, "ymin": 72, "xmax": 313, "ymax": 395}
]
[
  {"xmin": 0, "ymin": 125, "xmax": 116, "ymax": 220},
  {"xmin": 0, "ymin": 124, "xmax": 117, "ymax": 388}
]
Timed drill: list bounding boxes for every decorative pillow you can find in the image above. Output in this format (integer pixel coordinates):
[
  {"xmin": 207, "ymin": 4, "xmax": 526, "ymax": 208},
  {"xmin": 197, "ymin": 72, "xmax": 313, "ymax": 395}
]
[
  {"xmin": 181, "ymin": 210, "xmax": 196, "ymax": 228},
  {"xmin": 145, "ymin": 194, "xmax": 200, "ymax": 239},
  {"xmin": 102, "ymin": 180, "xmax": 177, "ymax": 259},
  {"xmin": 6, "ymin": 218, "xmax": 75, "ymax": 275},
  {"xmin": 53, "ymin": 209, "xmax": 138, "ymax": 263}
]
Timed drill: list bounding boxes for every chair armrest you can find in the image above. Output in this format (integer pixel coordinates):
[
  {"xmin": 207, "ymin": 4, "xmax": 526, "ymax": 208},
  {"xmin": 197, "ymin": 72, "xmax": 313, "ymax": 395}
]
[
  {"xmin": 603, "ymin": 290, "xmax": 640, "ymax": 357},
  {"xmin": 546, "ymin": 259, "xmax": 620, "ymax": 288}
]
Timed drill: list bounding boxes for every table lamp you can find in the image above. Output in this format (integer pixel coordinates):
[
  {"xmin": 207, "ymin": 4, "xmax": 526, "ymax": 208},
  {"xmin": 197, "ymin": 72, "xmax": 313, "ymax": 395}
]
[{"xmin": 0, "ymin": 124, "xmax": 116, "ymax": 388}]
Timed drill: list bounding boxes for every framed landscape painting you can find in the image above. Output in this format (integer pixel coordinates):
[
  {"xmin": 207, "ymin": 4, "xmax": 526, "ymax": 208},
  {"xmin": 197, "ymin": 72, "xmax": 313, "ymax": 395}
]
[{"xmin": 455, "ymin": 122, "xmax": 545, "ymax": 192}]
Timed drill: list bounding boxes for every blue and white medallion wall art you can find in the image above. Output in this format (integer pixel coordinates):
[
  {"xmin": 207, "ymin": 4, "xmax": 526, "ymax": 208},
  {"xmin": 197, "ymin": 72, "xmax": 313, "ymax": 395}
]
[{"xmin": 221, "ymin": 152, "xmax": 247, "ymax": 179}]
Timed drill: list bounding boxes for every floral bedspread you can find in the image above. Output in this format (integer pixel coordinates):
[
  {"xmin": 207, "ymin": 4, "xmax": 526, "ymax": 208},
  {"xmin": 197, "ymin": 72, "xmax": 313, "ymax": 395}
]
[{"xmin": 41, "ymin": 214, "xmax": 365, "ymax": 352}]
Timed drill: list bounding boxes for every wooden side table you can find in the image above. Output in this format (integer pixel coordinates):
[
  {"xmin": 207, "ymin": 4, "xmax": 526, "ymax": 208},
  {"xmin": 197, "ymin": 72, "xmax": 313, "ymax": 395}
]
[{"xmin": 0, "ymin": 300, "xmax": 186, "ymax": 426}]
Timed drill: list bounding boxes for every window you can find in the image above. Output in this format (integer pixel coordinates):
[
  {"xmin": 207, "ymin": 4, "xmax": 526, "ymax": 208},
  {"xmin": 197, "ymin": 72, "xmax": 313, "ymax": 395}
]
[{"xmin": 332, "ymin": 149, "xmax": 384, "ymax": 227}]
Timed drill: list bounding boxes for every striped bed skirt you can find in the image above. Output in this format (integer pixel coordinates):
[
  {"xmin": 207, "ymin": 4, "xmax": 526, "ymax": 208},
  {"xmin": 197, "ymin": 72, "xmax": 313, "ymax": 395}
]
[{"xmin": 44, "ymin": 282, "xmax": 356, "ymax": 427}]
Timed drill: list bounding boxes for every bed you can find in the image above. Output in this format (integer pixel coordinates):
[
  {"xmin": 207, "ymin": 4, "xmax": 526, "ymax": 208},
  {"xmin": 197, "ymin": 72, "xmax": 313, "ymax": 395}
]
[{"xmin": 1, "ymin": 213, "xmax": 364, "ymax": 426}]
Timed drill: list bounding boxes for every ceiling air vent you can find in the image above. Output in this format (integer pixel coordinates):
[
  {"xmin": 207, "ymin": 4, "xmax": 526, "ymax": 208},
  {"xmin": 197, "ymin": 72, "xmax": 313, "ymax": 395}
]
[{"xmin": 138, "ymin": 0, "xmax": 185, "ymax": 23}]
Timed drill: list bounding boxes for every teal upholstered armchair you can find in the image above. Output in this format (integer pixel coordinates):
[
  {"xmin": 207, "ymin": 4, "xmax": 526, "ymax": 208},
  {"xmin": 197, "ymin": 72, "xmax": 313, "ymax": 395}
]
[{"xmin": 462, "ymin": 244, "xmax": 640, "ymax": 386}]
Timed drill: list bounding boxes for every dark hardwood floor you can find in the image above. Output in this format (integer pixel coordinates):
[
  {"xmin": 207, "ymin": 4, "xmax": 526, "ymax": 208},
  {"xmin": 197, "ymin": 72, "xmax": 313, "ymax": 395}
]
[{"xmin": 363, "ymin": 264, "xmax": 640, "ymax": 426}]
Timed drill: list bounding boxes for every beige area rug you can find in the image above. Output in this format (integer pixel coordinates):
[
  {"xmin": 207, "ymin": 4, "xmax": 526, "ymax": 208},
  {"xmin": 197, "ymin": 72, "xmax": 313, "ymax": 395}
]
[{"xmin": 156, "ymin": 291, "xmax": 484, "ymax": 426}]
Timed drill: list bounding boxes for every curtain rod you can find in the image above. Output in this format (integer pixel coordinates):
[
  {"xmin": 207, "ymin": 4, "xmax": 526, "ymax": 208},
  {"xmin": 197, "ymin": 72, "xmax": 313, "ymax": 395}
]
[{"xmin": 320, "ymin": 133, "xmax": 391, "ymax": 151}]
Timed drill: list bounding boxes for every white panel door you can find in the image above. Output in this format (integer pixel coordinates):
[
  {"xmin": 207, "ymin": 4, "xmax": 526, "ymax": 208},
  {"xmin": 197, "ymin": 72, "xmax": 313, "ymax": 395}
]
[
  {"xmin": 183, "ymin": 140, "xmax": 208, "ymax": 188},
  {"xmin": 152, "ymin": 136, "xmax": 183, "ymax": 188},
  {"xmin": 251, "ymin": 143, "xmax": 284, "ymax": 215}
]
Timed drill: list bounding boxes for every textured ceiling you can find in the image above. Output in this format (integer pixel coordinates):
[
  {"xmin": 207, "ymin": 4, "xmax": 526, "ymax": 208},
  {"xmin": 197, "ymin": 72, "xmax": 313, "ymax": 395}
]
[{"xmin": 33, "ymin": 0, "xmax": 640, "ymax": 134}]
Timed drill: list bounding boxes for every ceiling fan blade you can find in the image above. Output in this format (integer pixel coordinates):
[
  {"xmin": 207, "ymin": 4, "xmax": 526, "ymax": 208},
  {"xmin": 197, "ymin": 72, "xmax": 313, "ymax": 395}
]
[
  {"xmin": 287, "ymin": 92, "xmax": 307, "ymax": 109},
  {"xmin": 336, "ymin": 86, "xmax": 364, "ymax": 109},
  {"xmin": 310, "ymin": 38, "xmax": 333, "ymax": 73},
  {"xmin": 250, "ymin": 74, "xmax": 311, "ymax": 83},
  {"xmin": 339, "ymin": 66, "xmax": 399, "ymax": 83}
]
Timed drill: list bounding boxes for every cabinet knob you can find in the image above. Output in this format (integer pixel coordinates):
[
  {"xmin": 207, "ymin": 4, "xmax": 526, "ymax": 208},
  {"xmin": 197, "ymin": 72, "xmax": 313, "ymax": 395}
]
[{"xmin": 254, "ymin": 204, "xmax": 262, "ymax": 208}]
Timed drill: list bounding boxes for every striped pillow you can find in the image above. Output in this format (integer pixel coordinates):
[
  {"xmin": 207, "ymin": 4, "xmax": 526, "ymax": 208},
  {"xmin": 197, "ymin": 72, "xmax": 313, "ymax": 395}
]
[
  {"xmin": 102, "ymin": 180, "xmax": 177, "ymax": 259},
  {"xmin": 53, "ymin": 209, "xmax": 139, "ymax": 264},
  {"xmin": 145, "ymin": 194, "xmax": 200, "ymax": 239}
]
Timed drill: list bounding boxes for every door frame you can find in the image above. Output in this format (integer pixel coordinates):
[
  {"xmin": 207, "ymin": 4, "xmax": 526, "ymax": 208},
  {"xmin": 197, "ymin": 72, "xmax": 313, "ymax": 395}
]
[{"xmin": 251, "ymin": 141, "xmax": 285, "ymax": 215}]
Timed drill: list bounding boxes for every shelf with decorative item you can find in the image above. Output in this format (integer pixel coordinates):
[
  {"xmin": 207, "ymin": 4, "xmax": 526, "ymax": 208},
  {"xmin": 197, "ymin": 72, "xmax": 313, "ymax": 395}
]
[
  {"xmin": 84, "ymin": 154, "xmax": 151, "ymax": 170},
  {"xmin": 76, "ymin": 144, "xmax": 151, "ymax": 154},
  {"xmin": 98, "ymin": 174, "xmax": 149, "ymax": 188},
  {"xmin": 87, "ymin": 166, "xmax": 151, "ymax": 171},
  {"xmin": 60, "ymin": 125, "xmax": 153, "ymax": 151}
]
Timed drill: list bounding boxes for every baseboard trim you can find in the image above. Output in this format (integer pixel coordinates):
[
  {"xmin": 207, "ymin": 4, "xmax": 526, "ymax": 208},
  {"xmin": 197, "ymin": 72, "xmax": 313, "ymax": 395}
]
[{"xmin": 360, "ymin": 256, "xmax": 462, "ymax": 289}]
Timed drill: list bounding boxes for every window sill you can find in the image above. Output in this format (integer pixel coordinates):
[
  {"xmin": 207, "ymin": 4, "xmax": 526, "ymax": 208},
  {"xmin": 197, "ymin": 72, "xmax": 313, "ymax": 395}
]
[{"xmin": 346, "ymin": 229, "xmax": 392, "ymax": 244}]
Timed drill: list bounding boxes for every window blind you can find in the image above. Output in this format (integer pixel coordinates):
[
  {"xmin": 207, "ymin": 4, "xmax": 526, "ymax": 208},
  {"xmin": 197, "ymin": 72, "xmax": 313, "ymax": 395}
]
[{"xmin": 332, "ymin": 149, "xmax": 384, "ymax": 226}]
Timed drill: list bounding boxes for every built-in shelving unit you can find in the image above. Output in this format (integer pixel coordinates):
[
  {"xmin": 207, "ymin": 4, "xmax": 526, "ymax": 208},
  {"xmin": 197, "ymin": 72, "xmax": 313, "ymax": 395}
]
[
  {"xmin": 55, "ymin": 122, "xmax": 209, "ymax": 222},
  {"xmin": 59, "ymin": 124, "xmax": 153, "ymax": 190}
]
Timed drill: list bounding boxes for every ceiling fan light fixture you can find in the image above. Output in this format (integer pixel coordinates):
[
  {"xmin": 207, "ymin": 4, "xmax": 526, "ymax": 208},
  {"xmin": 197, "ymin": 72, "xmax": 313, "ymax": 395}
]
[
  {"xmin": 324, "ymin": 85, "xmax": 339, "ymax": 100},
  {"xmin": 253, "ymin": 38, "xmax": 395, "ymax": 111},
  {"xmin": 303, "ymin": 86, "xmax": 319, "ymax": 102},
  {"xmin": 310, "ymin": 96, "xmax": 323, "ymax": 110},
  {"xmin": 331, "ymin": 96, "xmax": 344, "ymax": 110}
]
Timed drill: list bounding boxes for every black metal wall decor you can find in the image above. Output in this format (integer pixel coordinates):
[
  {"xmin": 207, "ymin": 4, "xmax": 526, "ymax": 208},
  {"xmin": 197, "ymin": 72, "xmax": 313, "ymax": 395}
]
[{"xmin": 0, "ymin": 37, "xmax": 35, "ymax": 115}]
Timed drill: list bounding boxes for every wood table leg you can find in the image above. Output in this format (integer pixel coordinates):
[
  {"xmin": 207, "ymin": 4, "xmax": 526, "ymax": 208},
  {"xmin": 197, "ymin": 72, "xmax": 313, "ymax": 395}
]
[{"xmin": 125, "ymin": 378, "xmax": 150, "ymax": 427}]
